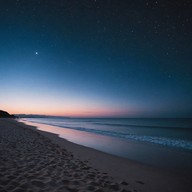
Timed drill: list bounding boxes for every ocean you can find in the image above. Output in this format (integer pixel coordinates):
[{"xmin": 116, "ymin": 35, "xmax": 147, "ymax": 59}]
[
  {"xmin": 20, "ymin": 117, "xmax": 192, "ymax": 174},
  {"xmin": 21, "ymin": 117, "xmax": 192, "ymax": 150}
]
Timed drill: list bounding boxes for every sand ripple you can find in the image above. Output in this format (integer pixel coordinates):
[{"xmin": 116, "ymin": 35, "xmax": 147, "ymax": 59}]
[{"xmin": 0, "ymin": 120, "xmax": 132, "ymax": 192}]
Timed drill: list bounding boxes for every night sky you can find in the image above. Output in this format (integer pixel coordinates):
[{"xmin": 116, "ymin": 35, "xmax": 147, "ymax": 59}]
[{"xmin": 0, "ymin": 0, "xmax": 192, "ymax": 117}]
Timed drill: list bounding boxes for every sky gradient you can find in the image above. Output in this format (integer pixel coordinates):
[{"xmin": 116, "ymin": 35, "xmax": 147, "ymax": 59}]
[{"xmin": 0, "ymin": 0, "xmax": 192, "ymax": 117}]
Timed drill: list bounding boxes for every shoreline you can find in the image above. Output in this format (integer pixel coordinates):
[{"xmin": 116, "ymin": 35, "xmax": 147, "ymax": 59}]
[
  {"xmin": 21, "ymin": 118, "xmax": 192, "ymax": 177},
  {"xmin": 0, "ymin": 118, "xmax": 191, "ymax": 192}
]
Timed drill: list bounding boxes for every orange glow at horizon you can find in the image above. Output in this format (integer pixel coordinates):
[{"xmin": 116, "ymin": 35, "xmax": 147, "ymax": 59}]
[
  {"xmin": 2, "ymin": 102, "xmax": 133, "ymax": 118},
  {"xmin": 3, "ymin": 107, "xmax": 132, "ymax": 117},
  {"xmin": 1, "ymin": 88, "xmax": 135, "ymax": 117}
]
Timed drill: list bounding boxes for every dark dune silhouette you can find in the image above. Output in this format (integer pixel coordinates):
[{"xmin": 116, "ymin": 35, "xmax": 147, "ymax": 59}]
[{"xmin": 0, "ymin": 110, "xmax": 15, "ymax": 118}]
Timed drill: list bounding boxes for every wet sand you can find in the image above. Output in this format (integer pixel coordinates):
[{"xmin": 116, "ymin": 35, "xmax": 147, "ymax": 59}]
[{"xmin": 0, "ymin": 119, "xmax": 191, "ymax": 192}]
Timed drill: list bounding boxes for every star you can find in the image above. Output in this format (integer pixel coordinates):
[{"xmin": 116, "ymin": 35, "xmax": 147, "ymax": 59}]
[{"xmin": 35, "ymin": 51, "xmax": 38, "ymax": 55}]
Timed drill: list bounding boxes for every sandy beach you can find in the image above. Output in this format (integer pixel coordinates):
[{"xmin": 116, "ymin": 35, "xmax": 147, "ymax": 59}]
[{"xmin": 0, "ymin": 119, "xmax": 191, "ymax": 192}]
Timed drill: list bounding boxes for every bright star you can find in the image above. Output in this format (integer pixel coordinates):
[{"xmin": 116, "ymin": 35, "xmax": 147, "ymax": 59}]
[{"xmin": 35, "ymin": 51, "xmax": 38, "ymax": 55}]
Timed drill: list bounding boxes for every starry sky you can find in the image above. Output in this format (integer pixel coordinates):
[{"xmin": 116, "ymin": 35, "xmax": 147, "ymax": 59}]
[{"xmin": 0, "ymin": 0, "xmax": 191, "ymax": 117}]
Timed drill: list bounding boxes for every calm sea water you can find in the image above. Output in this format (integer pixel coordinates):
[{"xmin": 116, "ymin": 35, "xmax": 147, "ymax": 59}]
[
  {"xmin": 22, "ymin": 117, "xmax": 192, "ymax": 151},
  {"xmin": 21, "ymin": 117, "xmax": 192, "ymax": 174}
]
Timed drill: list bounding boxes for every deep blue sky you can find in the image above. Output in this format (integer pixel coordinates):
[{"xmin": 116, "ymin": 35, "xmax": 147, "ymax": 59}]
[{"xmin": 0, "ymin": 0, "xmax": 192, "ymax": 117}]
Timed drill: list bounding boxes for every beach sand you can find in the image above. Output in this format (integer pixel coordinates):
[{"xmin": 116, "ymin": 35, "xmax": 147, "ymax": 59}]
[{"xmin": 0, "ymin": 119, "xmax": 191, "ymax": 192}]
